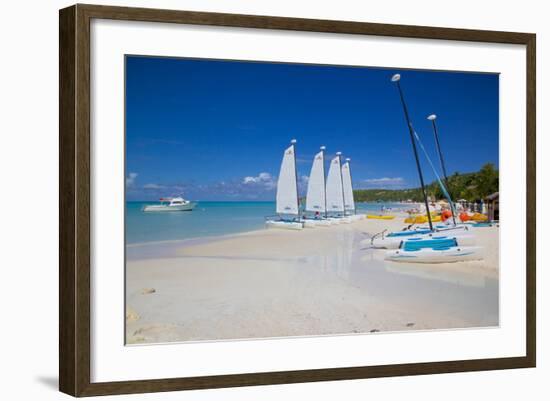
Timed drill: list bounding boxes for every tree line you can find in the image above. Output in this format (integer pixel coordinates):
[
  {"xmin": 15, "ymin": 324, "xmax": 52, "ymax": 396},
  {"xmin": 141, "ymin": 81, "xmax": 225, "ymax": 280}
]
[{"xmin": 354, "ymin": 163, "xmax": 499, "ymax": 203}]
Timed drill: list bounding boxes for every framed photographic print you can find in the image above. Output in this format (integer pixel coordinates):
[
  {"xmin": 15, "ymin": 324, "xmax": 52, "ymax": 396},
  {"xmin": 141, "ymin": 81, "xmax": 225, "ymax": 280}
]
[{"xmin": 59, "ymin": 4, "xmax": 536, "ymax": 397}]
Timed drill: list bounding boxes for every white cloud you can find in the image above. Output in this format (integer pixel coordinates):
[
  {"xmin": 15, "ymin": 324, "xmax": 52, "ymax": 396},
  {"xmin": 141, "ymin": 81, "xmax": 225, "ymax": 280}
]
[
  {"xmin": 362, "ymin": 177, "xmax": 405, "ymax": 188},
  {"xmin": 126, "ymin": 172, "xmax": 138, "ymax": 187},
  {"xmin": 143, "ymin": 183, "xmax": 166, "ymax": 190},
  {"xmin": 243, "ymin": 172, "xmax": 272, "ymax": 184},
  {"xmin": 259, "ymin": 172, "xmax": 272, "ymax": 181},
  {"xmin": 242, "ymin": 172, "xmax": 276, "ymax": 189},
  {"xmin": 364, "ymin": 177, "xmax": 404, "ymax": 184}
]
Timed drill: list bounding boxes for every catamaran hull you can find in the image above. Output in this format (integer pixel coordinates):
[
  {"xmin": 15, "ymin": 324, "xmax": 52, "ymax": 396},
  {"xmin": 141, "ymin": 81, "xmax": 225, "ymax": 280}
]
[
  {"xmin": 142, "ymin": 203, "xmax": 196, "ymax": 212},
  {"xmin": 385, "ymin": 246, "xmax": 483, "ymax": 263},
  {"xmin": 303, "ymin": 219, "xmax": 332, "ymax": 227},
  {"xmin": 417, "ymin": 224, "xmax": 470, "ymax": 232},
  {"xmin": 266, "ymin": 220, "xmax": 304, "ymax": 230},
  {"xmin": 364, "ymin": 232, "xmax": 474, "ymax": 249}
]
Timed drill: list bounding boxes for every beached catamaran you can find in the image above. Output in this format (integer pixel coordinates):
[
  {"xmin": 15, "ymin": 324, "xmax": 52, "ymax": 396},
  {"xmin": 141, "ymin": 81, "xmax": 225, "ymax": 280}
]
[
  {"xmin": 342, "ymin": 158, "xmax": 363, "ymax": 222},
  {"xmin": 265, "ymin": 139, "xmax": 304, "ymax": 230},
  {"xmin": 303, "ymin": 146, "xmax": 332, "ymax": 227},
  {"xmin": 326, "ymin": 152, "xmax": 351, "ymax": 223},
  {"xmin": 385, "ymin": 238, "xmax": 483, "ymax": 263},
  {"xmin": 376, "ymin": 74, "xmax": 481, "ymax": 262}
]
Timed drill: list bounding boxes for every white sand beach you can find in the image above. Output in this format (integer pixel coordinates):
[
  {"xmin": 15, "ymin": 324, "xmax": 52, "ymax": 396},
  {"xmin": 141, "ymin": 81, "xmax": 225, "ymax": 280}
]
[{"xmin": 126, "ymin": 215, "xmax": 499, "ymax": 344}]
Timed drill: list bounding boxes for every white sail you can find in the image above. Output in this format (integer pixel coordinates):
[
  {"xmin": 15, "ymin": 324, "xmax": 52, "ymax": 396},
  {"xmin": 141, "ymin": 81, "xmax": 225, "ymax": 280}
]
[
  {"xmin": 276, "ymin": 144, "xmax": 299, "ymax": 215},
  {"xmin": 342, "ymin": 161, "xmax": 355, "ymax": 214},
  {"xmin": 305, "ymin": 151, "xmax": 326, "ymax": 213},
  {"xmin": 326, "ymin": 155, "xmax": 345, "ymax": 213}
]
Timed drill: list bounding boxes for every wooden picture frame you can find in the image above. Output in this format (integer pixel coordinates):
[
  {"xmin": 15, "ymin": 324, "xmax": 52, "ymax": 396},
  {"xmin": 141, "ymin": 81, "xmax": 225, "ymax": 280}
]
[{"xmin": 59, "ymin": 3, "xmax": 536, "ymax": 397}]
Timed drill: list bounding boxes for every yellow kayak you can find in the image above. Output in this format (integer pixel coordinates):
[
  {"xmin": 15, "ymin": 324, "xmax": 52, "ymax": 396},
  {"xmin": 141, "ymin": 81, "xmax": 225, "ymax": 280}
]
[
  {"xmin": 404, "ymin": 215, "xmax": 442, "ymax": 224},
  {"xmin": 367, "ymin": 214, "xmax": 395, "ymax": 220},
  {"xmin": 471, "ymin": 213, "xmax": 488, "ymax": 221}
]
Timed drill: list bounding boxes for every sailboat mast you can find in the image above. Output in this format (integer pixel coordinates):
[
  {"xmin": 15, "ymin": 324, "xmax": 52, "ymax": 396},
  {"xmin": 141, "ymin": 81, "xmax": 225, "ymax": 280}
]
[
  {"xmin": 321, "ymin": 145, "xmax": 328, "ymax": 218},
  {"xmin": 291, "ymin": 139, "xmax": 299, "ymax": 217},
  {"xmin": 346, "ymin": 158, "xmax": 356, "ymax": 215},
  {"xmin": 391, "ymin": 74, "xmax": 433, "ymax": 231},
  {"xmin": 427, "ymin": 114, "xmax": 456, "ymax": 225},
  {"xmin": 336, "ymin": 151, "xmax": 345, "ymax": 217}
]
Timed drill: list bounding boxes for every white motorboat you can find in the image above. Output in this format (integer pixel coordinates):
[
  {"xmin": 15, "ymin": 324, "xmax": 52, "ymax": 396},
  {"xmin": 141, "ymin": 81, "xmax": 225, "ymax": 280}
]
[
  {"xmin": 266, "ymin": 140, "xmax": 304, "ymax": 230},
  {"xmin": 142, "ymin": 197, "xmax": 196, "ymax": 212}
]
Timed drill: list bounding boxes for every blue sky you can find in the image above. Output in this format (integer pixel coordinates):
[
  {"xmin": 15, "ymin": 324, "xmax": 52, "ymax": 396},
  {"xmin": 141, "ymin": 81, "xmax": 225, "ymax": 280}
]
[{"xmin": 126, "ymin": 56, "xmax": 498, "ymax": 201}]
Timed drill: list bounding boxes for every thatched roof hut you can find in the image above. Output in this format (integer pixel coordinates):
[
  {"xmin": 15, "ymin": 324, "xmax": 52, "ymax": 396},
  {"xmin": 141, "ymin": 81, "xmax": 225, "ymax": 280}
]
[{"xmin": 485, "ymin": 192, "xmax": 499, "ymax": 221}]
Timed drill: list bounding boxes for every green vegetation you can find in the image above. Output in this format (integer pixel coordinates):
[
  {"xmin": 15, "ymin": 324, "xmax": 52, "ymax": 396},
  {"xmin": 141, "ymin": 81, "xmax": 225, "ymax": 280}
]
[{"xmin": 354, "ymin": 163, "xmax": 499, "ymax": 203}]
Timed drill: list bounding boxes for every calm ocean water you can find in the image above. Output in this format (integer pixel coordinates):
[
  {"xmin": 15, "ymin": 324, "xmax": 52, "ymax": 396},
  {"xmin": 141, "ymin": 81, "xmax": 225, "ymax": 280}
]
[{"xmin": 126, "ymin": 201, "xmax": 408, "ymax": 244}]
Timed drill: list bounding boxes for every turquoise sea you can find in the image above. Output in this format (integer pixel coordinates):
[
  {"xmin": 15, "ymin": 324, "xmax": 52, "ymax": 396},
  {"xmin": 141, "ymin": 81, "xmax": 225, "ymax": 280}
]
[{"xmin": 126, "ymin": 201, "xmax": 409, "ymax": 244}]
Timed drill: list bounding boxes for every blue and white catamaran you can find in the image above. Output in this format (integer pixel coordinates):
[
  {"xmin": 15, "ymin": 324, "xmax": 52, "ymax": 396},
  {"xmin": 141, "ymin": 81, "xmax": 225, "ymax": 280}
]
[
  {"xmin": 372, "ymin": 74, "xmax": 482, "ymax": 262},
  {"xmin": 385, "ymin": 237, "xmax": 483, "ymax": 263}
]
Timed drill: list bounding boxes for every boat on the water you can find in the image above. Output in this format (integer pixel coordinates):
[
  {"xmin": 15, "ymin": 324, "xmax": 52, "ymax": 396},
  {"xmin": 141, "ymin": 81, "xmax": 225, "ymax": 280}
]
[
  {"xmin": 142, "ymin": 197, "xmax": 196, "ymax": 212},
  {"xmin": 385, "ymin": 237, "xmax": 483, "ymax": 263},
  {"xmin": 266, "ymin": 140, "xmax": 304, "ymax": 230}
]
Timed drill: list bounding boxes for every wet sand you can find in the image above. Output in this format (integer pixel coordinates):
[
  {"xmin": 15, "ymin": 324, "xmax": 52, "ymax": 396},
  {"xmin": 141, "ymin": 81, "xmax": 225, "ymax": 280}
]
[{"xmin": 125, "ymin": 215, "xmax": 499, "ymax": 344}]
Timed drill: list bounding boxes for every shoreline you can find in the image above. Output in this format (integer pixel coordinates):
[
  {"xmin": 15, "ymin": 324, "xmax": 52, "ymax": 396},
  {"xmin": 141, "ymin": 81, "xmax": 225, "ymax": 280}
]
[
  {"xmin": 126, "ymin": 208, "xmax": 415, "ymax": 246},
  {"xmin": 126, "ymin": 215, "xmax": 499, "ymax": 344},
  {"xmin": 125, "ymin": 201, "xmax": 416, "ymax": 246}
]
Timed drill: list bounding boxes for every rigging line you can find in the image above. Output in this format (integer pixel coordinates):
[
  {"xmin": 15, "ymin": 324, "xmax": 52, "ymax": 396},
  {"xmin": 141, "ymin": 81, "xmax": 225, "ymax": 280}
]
[{"xmin": 411, "ymin": 126, "xmax": 458, "ymax": 217}]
